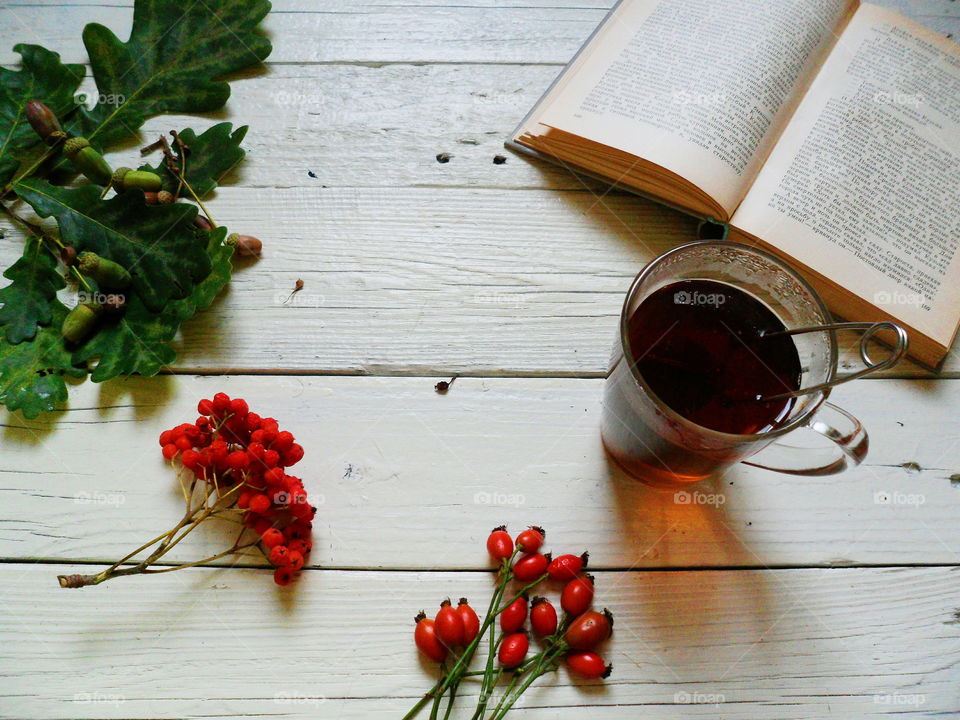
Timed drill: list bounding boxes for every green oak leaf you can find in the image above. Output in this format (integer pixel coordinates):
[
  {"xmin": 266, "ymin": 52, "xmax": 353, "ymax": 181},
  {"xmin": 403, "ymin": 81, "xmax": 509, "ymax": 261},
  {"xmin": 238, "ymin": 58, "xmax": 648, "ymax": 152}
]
[
  {"xmin": 73, "ymin": 228, "xmax": 233, "ymax": 382},
  {"xmin": 0, "ymin": 301, "xmax": 86, "ymax": 419},
  {"xmin": 140, "ymin": 123, "xmax": 247, "ymax": 197},
  {"xmin": 70, "ymin": 0, "xmax": 271, "ymax": 151},
  {"xmin": 0, "ymin": 44, "xmax": 84, "ymax": 186},
  {"xmin": 0, "ymin": 237, "xmax": 65, "ymax": 343},
  {"xmin": 14, "ymin": 179, "xmax": 212, "ymax": 312}
]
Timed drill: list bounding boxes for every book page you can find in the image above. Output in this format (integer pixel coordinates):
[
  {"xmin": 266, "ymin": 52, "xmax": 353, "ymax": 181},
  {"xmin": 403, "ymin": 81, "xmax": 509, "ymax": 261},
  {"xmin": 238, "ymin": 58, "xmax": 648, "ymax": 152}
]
[
  {"xmin": 733, "ymin": 4, "xmax": 960, "ymax": 344},
  {"xmin": 535, "ymin": 0, "xmax": 855, "ymax": 216}
]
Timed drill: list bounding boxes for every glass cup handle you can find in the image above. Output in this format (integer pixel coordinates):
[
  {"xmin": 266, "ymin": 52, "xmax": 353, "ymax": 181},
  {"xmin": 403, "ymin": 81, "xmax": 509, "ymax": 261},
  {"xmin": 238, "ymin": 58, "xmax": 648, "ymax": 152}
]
[{"xmin": 742, "ymin": 402, "xmax": 868, "ymax": 476}]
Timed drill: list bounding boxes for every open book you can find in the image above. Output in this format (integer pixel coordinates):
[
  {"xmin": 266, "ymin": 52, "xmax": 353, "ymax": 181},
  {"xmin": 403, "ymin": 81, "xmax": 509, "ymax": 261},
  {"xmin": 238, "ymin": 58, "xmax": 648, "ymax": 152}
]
[{"xmin": 509, "ymin": 0, "xmax": 960, "ymax": 368}]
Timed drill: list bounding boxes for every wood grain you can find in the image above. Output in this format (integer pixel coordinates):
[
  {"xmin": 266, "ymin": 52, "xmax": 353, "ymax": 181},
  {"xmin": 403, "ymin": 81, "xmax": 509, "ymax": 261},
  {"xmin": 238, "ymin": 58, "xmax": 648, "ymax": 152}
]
[
  {"xmin": 1, "ymin": 0, "xmax": 957, "ymax": 66},
  {"xmin": 2, "ymin": 375, "xmax": 958, "ymax": 569},
  {"xmin": 1, "ymin": 564, "xmax": 957, "ymax": 718},
  {"xmin": 3, "ymin": 185, "xmax": 955, "ymax": 377}
]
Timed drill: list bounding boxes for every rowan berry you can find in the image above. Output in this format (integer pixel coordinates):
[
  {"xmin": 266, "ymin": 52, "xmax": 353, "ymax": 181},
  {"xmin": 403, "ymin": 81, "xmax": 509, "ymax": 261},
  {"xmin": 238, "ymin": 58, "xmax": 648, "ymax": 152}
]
[
  {"xmin": 287, "ymin": 539, "xmax": 311, "ymax": 555},
  {"xmin": 181, "ymin": 449, "xmax": 201, "ymax": 470},
  {"xmin": 249, "ymin": 494, "xmax": 271, "ymax": 514},
  {"xmin": 287, "ymin": 550, "xmax": 305, "ymax": 571},
  {"xmin": 261, "ymin": 527, "xmax": 284, "ymax": 548},
  {"xmin": 197, "ymin": 398, "xmax": 214, "ymax": 415},
  {"xmin": 162, "ymin": 443, "xmax": 179, "ymax": 460},
  {"xmin": 253, "ymin": 518, "xmax": 272, "ymax": 536},
  {"xmin": 229, "ymin": 398, "xmax": 249, "ymax": 417},
  {"xmin": 263, "ymin": 449, "xmax": 280, "ymax": 468},
  {"xmin": 273, "ymin": 566, "xmax": 294, "ymax": 586},
  {"xmin": 174, "ymin": 435, "xmax": 193, "ymax": 452},
  {"xmin": 227, "ymin": 450, "xmax": 250, "ymax": 471},
  {"xmin": 209, "ymin": 440, "xmax": 229, "ymax": 461},
  {"xmin": 269, "ymin": 545, "xmax": 291, "ymax": 566},
  {"xmin": 264, "ymin": 468, "xmax": 285, "ymax": 486},
  {"xmin": 286, "ymin": 522, "xmax": 311, "ymax": 541},
  {"xmin": 212, "ymin": 392, "xmax": 231, "ymax": 414},
  {"xmin": 282, "ymin": 444, "xmax": 304, "ymax": 466},
  {"xmin": 261, "ymin": 418, "xmax": 279, "ymax": 434},
  {"xmin": 272, "ymin": 431, "xmax": 295, "ymax": 452}
]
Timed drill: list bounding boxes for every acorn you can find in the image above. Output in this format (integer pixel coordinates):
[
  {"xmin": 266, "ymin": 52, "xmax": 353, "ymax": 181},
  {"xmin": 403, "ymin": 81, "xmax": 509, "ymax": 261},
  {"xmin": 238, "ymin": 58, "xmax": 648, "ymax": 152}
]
[
  {"xmin": 102, "ymin": 294, "xmax": 126, "ymax": 314},
  {"xmin": 193, "ymin": 215, "xmax": 214, "ymax": 231},
  {"xmin": 77, "ymin": 251, "xmax": 132, "ymax": 289},
  {"xmin": 61, "ymin": 302, "xmax": 102, "ymax": 344},
  {"xmin": 45, "ymin": 130, "xmax": 67, "ymax": 148},
  {"xmin": 143, "ymin": 192, "xmax": 159, "ymax": 205},
  {"xmin": 226, "ymin": 233, "xmax": 262, "ymax": 257},
  {"xmin": 64, "ymin": 136, "xmax": 112, "ymax": 186},
  {"xmin": 25, "ymin": 100, "xmax": 62, "ymax": 144},
  {"xmin": 111, "ymin": 167, "xmax": 163, "ymax": 193},
  {"xmin": 60, "ymin": 245, "xmax": 77, "ymax": 267},
  {"xmin": 156, "ymin": 190, "xmax": 174, "ymax": 205}
]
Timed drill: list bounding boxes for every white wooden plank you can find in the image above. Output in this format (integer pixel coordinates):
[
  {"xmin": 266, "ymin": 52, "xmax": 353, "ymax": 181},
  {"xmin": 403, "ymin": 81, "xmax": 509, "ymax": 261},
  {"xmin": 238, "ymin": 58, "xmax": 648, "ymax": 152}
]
[
  {"xmin": 1, "ymin": 564, "xmax": 957, "ymax": 718},
  {"xmin": 2, "ymin": 375, "xmax": 959, "ymax": 568},
  {"xmin": 123, "ymin": 63, "xmax": 586, "ymax": 191},
  {"xmin": 3, "ymin": 185, "xmax": 954, "ymax": 376},
  {"xmin": 1, "ymin": 0, "xmax": 956, "ymax": 67}
]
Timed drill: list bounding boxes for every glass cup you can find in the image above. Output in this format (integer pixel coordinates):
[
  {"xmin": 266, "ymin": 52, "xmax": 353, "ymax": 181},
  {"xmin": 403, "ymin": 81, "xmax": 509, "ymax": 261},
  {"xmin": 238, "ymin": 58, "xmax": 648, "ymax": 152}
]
[{"xmin": 601, "ymin": 241, "xmax": 899, "ymax": 486}]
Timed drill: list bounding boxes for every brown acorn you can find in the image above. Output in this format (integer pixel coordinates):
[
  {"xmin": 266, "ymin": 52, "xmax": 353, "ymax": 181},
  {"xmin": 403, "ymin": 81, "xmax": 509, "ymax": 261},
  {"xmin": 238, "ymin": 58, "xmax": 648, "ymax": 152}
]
[
  {"xmin": 226, "ymin": 233, "xmax": 262, "ymax": 257},
  {"xmin": 193, "ymin": 215, "xmax": 214, "ymax": 231},
  {"xmin": 60, "ymin": 245, "xmax": 78, "ymax": 267},
  {"xmin": 25, "ymin": 100, "xmax": 62, "ymax": 144}
]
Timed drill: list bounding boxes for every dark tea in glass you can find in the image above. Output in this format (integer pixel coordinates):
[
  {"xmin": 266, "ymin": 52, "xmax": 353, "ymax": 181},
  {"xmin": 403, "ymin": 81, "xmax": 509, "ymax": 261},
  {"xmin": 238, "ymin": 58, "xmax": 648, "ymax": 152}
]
[{"xmin": 601, "ymin": 242, "xmax": 872, "ymax": 485}]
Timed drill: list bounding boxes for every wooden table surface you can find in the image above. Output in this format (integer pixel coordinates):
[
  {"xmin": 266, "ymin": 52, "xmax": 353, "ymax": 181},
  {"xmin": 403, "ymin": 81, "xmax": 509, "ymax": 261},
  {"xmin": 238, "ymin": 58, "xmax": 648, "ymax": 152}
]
[{"xmin": 2, "ymin": 1, "xmax": 959, "ymax": 718}]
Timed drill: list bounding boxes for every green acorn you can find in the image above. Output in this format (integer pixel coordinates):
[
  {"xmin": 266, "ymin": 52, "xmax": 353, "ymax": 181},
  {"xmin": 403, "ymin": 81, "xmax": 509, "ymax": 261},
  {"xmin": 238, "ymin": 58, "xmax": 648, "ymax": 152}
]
[
  {"xmin": 61, "ymin": 302, "xmax": 102, "ymax": 344},
  {"xmin": 64, "ymin": 136, "xmax": 112, "ymax": 186},
  {"xmin": 77, "ymin": 251, "xmax": 132, "ymax": 289},
  {"xmin": 111, "ymin": 167, "xmax": 163, "ymax": 193}
]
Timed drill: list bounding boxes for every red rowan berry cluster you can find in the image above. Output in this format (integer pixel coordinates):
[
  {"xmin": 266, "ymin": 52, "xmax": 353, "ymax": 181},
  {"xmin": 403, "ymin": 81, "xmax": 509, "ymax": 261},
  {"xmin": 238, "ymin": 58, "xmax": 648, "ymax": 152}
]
[
  {"xmin": 405, "ymin": 525, "xmax": 613, "ymax": 720},
  {"xmin": 58, "ymin": 393, "xmax": 314, "ymax": 589}
]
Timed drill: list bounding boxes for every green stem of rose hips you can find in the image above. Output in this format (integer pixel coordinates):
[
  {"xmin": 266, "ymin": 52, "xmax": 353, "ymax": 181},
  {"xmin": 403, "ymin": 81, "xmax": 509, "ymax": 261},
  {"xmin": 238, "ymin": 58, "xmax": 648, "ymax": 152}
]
[
  {"xmin": 489, "ymin": 646, "xmax": 564, "ymax": 720},
  {"xmin": 473, "ymin": 627, "xmax": 499, "ymax": 718},
  {"xmin": 488, "ymin": 669, "xmax": 522, "ymax": 720},
  {"xmin": 440, "ymin": 678, "xmax": 458, "ymax": 720},
  {"xmin": 429, "ymin": 681, "xmax": 444, "ymax": 720},
  {"xmin": 401, "ymin": 679, "xmax": 445, "ymax": 720}
]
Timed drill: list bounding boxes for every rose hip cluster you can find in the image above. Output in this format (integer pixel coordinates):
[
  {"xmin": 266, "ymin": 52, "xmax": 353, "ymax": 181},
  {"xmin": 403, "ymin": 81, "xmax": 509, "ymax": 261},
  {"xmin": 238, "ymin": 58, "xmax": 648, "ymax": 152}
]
[
  {"xmin": 406, "ymin": 525, "xmax": 614, "ymax": 720},
  {"xmin": 159, "ymin": 392, "xmax": 315, "ymax": 585},
  {"xmin": 485, "ymin": 525, "xmax": 613, "ymax": 679}
]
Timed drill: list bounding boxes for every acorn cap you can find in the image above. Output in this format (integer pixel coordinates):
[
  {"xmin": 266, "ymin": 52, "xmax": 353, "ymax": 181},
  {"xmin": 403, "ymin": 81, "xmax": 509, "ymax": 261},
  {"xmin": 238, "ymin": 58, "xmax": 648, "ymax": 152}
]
[
  {"xmin": 63, "ymin": 136, "xmax": 90, "ymax": 157},
  {"xmin": 111, "ymin": 167, "xmax": 131, "ymax": 192}
]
